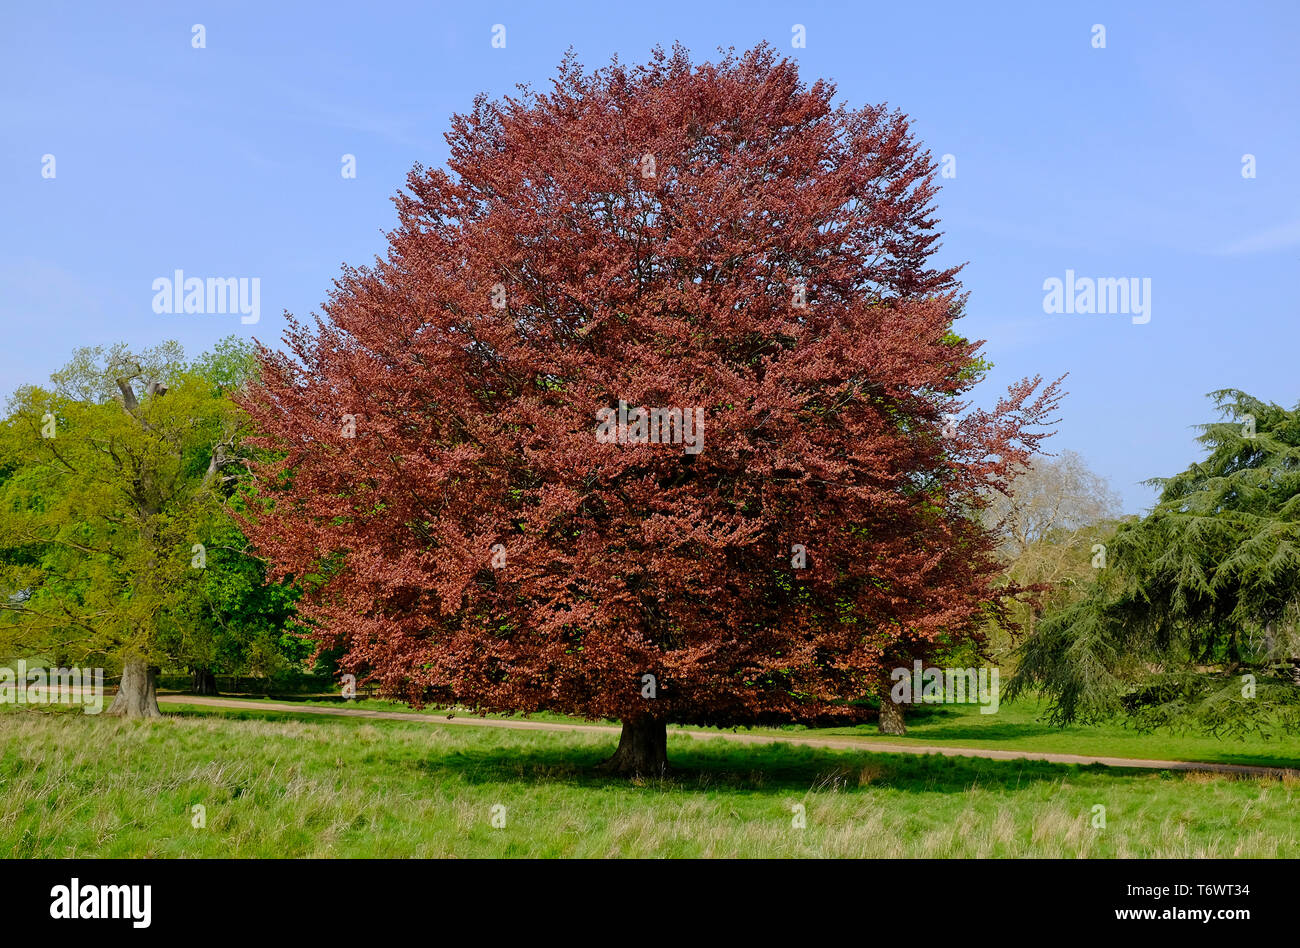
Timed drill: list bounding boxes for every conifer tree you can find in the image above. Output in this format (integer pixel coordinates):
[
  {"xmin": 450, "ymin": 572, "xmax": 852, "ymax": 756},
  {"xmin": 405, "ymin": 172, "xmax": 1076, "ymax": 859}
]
[{"xmin": 1009, "ymin": 390, "xmax": 1300, "ymax": 735}]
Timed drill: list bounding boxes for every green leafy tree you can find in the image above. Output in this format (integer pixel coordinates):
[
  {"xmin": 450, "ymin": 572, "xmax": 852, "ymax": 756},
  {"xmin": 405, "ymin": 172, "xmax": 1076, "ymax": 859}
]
[
  {"xmin": 163, "ymin": 338, "xmax": 305, "ymax": 693},
  {"xmin": 0, "ymin": 339, "xmax": 298, "ymax": 715},
  {"xmin": 162, "ymin": 503, "xmax": 304, "ymax": 693},
  {"xmin": 1008, "ymin": 390, "xmax": 1300, "ymax": 736}
]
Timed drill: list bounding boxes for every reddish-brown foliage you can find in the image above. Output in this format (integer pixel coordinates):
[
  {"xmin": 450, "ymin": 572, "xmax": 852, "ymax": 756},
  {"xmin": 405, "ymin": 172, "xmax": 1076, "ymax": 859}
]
[{"xmin": 241, "ymin": 45, "xmax": 1061, "ymax": 735}]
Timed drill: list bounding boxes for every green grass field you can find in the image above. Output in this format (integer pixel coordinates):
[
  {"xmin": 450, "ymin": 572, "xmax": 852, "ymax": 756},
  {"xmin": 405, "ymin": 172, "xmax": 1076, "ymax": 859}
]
[
  {"xmin": 193, "ymin": 691, "xmax": 1300, "ymax": 769},
  {"xmin": 3, "ymin": 704, "xmax": 1297, "ymax": 858}
]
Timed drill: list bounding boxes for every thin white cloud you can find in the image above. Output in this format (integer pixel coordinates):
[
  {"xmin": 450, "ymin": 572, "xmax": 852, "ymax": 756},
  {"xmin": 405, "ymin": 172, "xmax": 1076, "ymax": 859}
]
[{"xmin": 1217, "ymin": 218, "xmax": 1300, "ymax": 256}]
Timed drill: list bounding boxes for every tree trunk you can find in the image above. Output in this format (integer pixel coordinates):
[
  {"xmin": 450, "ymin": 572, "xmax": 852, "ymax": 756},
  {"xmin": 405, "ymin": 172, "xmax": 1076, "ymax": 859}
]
[
  {"xmin": 191, "ymin": 667, "xmax": 218, "ymax": 696},
  {"xmin": 107, "ymin": 660, "xmax": 162, "ymax": 719},
  {"xmin": 878, "ymin": 693, "xmax": 906, "ymax": 735},
  {"xmin": 598, "ymin": 717, "xmax": 668, "ymax": 777}
]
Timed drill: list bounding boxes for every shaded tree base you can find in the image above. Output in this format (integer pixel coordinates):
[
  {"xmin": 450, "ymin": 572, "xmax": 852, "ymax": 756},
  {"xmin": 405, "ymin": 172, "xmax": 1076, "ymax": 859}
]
[
  {"xmin": 191, "ymin": 667, "xmax": 218, "ymax": 696},
  {"xmin": 878, "ymin": 698, "xmax": 906, "ymax": 735},
  {"xmin": 597, "ymin": 718, "xmax": 669, "ymax": 777},
  {"xmin": 106, "ymin": 661, "xmax": 163, "ymax": 719}
]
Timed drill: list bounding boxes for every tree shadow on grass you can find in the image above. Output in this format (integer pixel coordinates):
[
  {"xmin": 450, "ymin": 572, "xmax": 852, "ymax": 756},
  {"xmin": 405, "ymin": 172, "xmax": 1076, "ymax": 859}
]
[
  {"xmin": 167, "ymin": 705, "xmax": 1234, "ymax": 792},
  {"xmin": 412, "ymin": 735, "xmax": 1166, "ymax": 796}
]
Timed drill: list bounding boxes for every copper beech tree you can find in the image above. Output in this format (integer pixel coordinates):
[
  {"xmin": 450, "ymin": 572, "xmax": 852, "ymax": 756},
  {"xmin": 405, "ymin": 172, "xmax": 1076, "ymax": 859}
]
[{"xmin": 241, "ymin": 45, "xmax": 1061, "ymax": 775}]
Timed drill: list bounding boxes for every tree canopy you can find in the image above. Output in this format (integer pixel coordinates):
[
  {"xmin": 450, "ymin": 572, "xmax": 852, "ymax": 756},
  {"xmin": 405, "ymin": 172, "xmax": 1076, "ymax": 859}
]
[
  {"xmin": 0, "ymin": 338, "xmax": 300, "ymax": 715},
  {"xmin": 979, "ymin": 450, "xmax": 1123, "ymax": 661},
  {"xmin": 1008, "ymin": 390, "xmax": 1300, "ymax": 736},
  {"xmin": 242, "ymin": 45, "xmax": 1060, "ymax": 773}
]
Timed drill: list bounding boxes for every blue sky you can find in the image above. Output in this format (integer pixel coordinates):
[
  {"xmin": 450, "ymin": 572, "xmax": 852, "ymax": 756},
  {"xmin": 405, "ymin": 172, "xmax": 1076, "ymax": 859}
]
[{"xmin": 3, "ymin": 0, "xmax": 1297, "ymax": 513}]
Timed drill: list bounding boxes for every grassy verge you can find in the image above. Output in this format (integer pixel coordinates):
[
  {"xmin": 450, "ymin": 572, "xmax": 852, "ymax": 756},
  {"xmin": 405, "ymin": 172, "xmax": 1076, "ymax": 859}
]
[{"xmin": 2, "ymin": 707, "xmax": 1296, "ymax": 857}]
